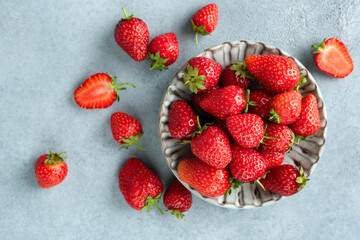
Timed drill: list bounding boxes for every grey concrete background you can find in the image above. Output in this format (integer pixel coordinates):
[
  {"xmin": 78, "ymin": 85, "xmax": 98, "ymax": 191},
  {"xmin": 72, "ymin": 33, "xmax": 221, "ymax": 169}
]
[{"xmin": 1, "ymin": 0, "xmax": 359, "ymax": 239}]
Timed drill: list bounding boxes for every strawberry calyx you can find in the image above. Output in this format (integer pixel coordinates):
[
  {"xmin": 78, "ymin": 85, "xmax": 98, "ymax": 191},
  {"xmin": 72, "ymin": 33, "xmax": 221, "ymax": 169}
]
[
  {"xmin": 191, "ymin": 20, "xmax": 210, "ymax": 45},
  {"xmin": 259, "ymin": 124, "xmax": 280, "ymax": 145},
  {"xmin": 190, "ymin": 116, "xmax": 211, "ymax": 137},
  {"xmin": 167, "ymin": 209, "xmax": 185, "ymax": 221},
  {"xmin": 45, "ymin": 151, "xmax": 66, "ymax": 165},
  {"xmin": 292, "ymin": 77, "xmax": 307, "ymax": 91},
  {"xmin": 296, "ymin": 166, "xmax": 309, "ymax": 192},
  {"xmin": 224, "ymin": 176, "xmax": 243, "ymax": 196},
  {"xmin": 141, "ymin": 193, "xmax": 164, "ymax": 214},
  {"xmin": 229, "ymin": 62, "xmax": 254, "ymax": 80},
  {"xmin": 183, "ymin": 64, "xmax": 207, "ymax": 94},
  {"xmin": 268, "ymin": 109, "xmax": 280, "ymax": 123},
  {"xmin": 311, "ymin": 38, "xmax": 326, "ymax": 54},
  {"xmin": 120, "ymin": 8, "xmax": 134, "ymax": 22},
  {"xmin": 110, "ymin": 76, "xmax": 136, "ymax": 101},
  {"xmin": 148, "ymin": 51, "xmax": 169, "ymax": 71},
  {"xmin": 120, "ymin": 133, "xmax": 147, "ymax": 151},
  {"xmin": 244, "ymin": 89, "xmax": 258, "ymax": 113}
]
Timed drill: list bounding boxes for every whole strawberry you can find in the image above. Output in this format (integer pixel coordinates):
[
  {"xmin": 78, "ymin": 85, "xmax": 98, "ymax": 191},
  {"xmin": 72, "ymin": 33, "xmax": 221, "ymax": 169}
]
[
  {"xmin": 148, "ymin": 32, "xmax": 179, "ymax": 71},
  {"xmin": 191, "ymin": 3, "xmax": 219, "ymax": 45},
  {"xmin": 245, "ymin": 54, "xmax": 300, "ymax": 94},
  {"xmin": 258, "ymin": 148, "xmax": 284, "ymax": 170},
  {"xmin": 34, "ymin": 151, "xmax": 68, "ymax": 188},
  {"xmin": 183, "ymin": 57, "xmax": 222, "ymax": 94},
  {"xmin": 110, "ymin": 112, "xmax": 147, "ymax": 151},
  {"xmin": 268, "ymin": 90, "xmax": 302, "ymax": 125},
  {"xmin": 260, "ymin": 165, "xmax": 309, "ymax": 196},
  {"xmin": 192, "ymin": 84, "xmax": 219, "ymax": 109},
  {"xmin": 261, "ymin": 123, "xmax": 294, "ymax": 152},
  {"xmin": 168, "ymin": 100, "xmax": 198, "ymax": 140},
  {"xmin": 114, "ymin": 8, "xmax": 149, "ymax": 61},
  {"xmin": 248, "ymin": 90, "xmax": 272, "ymax": 119},
  {"xmin": 163, "ymin": 178, "xmax": 192, "ymax": 221},
  {"xmin": 220, "ymin": 62, "xmax": 252, "ymax": 90},
  {"xmin": 119, "ymin": 158, "xmax": 164, "ymax": 213},
  {"xmin": 178, "ymin": 157, "xmax": 231, "ymax": 198},
  {"xmin": 289, "ymin": 94, "xmax": 321, "ymax": 137}
]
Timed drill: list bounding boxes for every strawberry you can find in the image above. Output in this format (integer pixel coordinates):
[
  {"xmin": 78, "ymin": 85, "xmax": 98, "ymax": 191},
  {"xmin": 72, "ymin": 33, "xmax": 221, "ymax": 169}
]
[
  {"xmin": 261, "ymin": 123, "xmax": 294, "ymax": 152},
  {"xmin": 177, "ymin": 157, "xmax": 231, "ymax": 198},
  {"xmin": 191, "ymin": 3, "xmax": 219, "ymax": 45},
  {"xmin": 212, "ymin": 119, "xmax": 231, "ymax": 138},
  {"xmin": 226, "ymin": 113, "xmax": 264, "ymax": 148},
  {"xmin": 312, "ymin": 38, "xmax": 353, "ymax": 78},
  {"xmin": 74, "ymin": 73, "xmax": 135, "ymax": 109},
  {"xmin": 34, "ymin": 151, "xmax": 68, "ymax": 188},
  {"xmin": 289, "ymin": 94, "xmax": 321, "ymax": 138},
  {"xmin": 229, "ymin": 142, "xmax": 266, "ymax": 183},
  {"xmin": 114, "ymin": 8, "xmax": 149, "ymax": 61},
  {"xmin": 245, "ymin": 54, "xmax": 300, "ymax": 94},
  {"xmin": 168, "ymin": 100, "xmax": 198, "ymax": 140},
  {"xmin": 110, "ymin": 112, "xmax": 147, "ymax": 151},
  {"xmin": 258, "ymin": 148, "xmax": 284, "ymax": 170},
  {"xmin": 192, "ymin": 84, "xmax": 219, "ymax": 109},
  {"xmin": 163, "ymin": 178, "xmax": 192, "ymax": 221},
  {"xmin": 248, "ymin": 90, "xmax": 272, "ymax": 119},
  {"xmin": 260, "ymin": 165, "xmax": 309, "ymax": 196},
  {"xmin": 118, "ymin": 158, "xmax": 164, "ymax": 213},
  {"xmin": 220, "ymin": 62, "xmax": 252, "ymax": 90},
  {"xmin": 183, "ymin": 57, "xmax": 222, "ymax": 94},
  {"xmin": 148, "ymin": 32, "xmax": 179, "ymax": 71},
  {"xmin": 199, "ymin": 85, "xmax": 245, "ymax": 120},
  {"xmin": 268, "ymin": 90, "xmax": 302, "ymax": 125}
]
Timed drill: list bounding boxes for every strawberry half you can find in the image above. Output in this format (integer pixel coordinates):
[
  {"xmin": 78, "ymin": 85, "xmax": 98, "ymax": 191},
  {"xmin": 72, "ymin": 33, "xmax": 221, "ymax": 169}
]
[{"xmin": 191, "ymin": 3, "xmax": 219, "ymax": 45}]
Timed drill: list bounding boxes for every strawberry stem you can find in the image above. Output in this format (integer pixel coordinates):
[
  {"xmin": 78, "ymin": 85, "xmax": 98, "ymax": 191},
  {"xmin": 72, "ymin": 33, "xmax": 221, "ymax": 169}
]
[
  {"xmin": 167, "ymin": 209, "xmax": 185, "ymax": 221},
  {"xmin": 244, "ymin": 89, "xmax": 257, "ymax": 113},
  {"xmin": 133, "ymin": 142, "xmax": 148, "ymax": 151},
  {"xmin": 195, "ymin": 32, "xmax": 199, "ymax": 46},
  {"xmin": 44, "ymin": 151, "xmax": 66, "ymax": 165},
  {"xmin": 148, "ymin": 51, "xmax": 169, "ymax": 71},
  {"xmin": 122, "ymin": 7, "xmax": 128, "ymax": 18},
  {"xmin": 268, "ymin": 109, "xmax": 280, "ymax": 123},
  {"xmin": 296, "ymin": 166, "xmax": 309, "ymax": 192},
  {"xmin": 141, "ymin": 194, "xmax": 164, "ymax": 214},
  {"xmin": 120, "ymin": 8, "xmax": 134, "ymax": 22},
  {"xmin": 311, "ymin": 38, "xmax": 327, "ymax": 54},
  {"xmin": 120, "ymin": 133, "xmax": 147, "ymax": 151}
]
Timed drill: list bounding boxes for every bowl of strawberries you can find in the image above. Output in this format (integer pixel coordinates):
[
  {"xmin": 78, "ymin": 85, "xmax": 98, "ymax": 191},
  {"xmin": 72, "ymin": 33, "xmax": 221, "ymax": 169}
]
[{"xmin": 158, "ymin": 40, "xmax": 327, "ymax": 209}]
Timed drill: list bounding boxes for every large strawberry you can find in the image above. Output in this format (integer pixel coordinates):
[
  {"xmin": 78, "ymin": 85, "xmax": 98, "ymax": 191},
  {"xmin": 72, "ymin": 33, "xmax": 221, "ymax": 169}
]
[
  {"xmin": 118, "ymin": 158, "xmax": 164, "ymax": 213},
  {"xmin": 114, "ymin": 8, "xmax": 149, "ymax": 61},
  {"xmin": 248, "ymin": 89, "xmax": 272, "ymax": 119},
  {"xmin": 261, "ymin": 123, "xmax": 294, "ymax": 152},
  {"xmin": 148, "ymin": 32, "xmax": 179, "ymax": 71},
  {"xmin": 74, "ymin": 73, "xmax": 135, "ymax": 109},
  {"xmin": 245, "ymin": 54, "xmax": 300, "ymax": 94},
  {"xmin": 220, "ymin": 62, "xmax": 252, "ymax": 90},
  {"xmin": 183, "ymin": 57, "xmax": 222, "ymax": 94},
  {"xmin": 260, "ymin": 165, "xmax": 309, "ymax": 196},
  {"xmin": 191, "ymin": 3, "xmax": 219, "ymax": 45},
  {"xmin": 289, "ymin": 94, "xmax": 321, "ymax": 137},
  {"xmin": 34, "ymin": 151, "xmax": 68, "ymax": 188},
  {"xmin": 258, "ymin": 148, "xmax": 284, "ymax": 170},
  {"xmin": 268, "ymin": 90, "xmax": 302, "ymax": 125},
  {"xmin": 177, "ymin": 157, "xmax": 230, "ymax": 198},
  {"xmin": 110, "ymin": 112, "xmax": 147, "ymax": 151}
]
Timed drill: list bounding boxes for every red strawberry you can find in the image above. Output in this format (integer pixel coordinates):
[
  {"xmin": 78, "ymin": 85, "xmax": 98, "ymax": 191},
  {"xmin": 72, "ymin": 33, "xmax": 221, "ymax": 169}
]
[
  {"xmin": 191, "ymin": 126, "xmax": 231, "ymax": 169},
  {"xmin": 168, "ymin": 100, "xmax": 198, "ymax": 140},
  {"xmin": 192, "ymin": 84, "xmax": 219, "ymax": 109},
  {"xmin": 312, "ymin": 38, "xmax": 353, "ymax": 78},
  {"xmin": 191, "ymin": 3, "xmax": 219, "ymax": 45},
  {"xmin": 226, "ymin": 113, "xmax": 264, "ymax": 148},
  {"xmin": 110, "ymin": 112, "xmax": 147, "ymax": 151},
  {"xmin": 229, "ymin": 142, "xmax": 266, "ymax": 183},
  {"xmin": 261, "ymin": 123, "xmax": 294, "ymax": 152},
  {"xmin": 34, "ymin": 151, "xmax": 68, "ymax": 188},
  {"xmin": 258, "ymin": 148, "xmax": 284, "ymax": 170},
  {"xmin": 183, "ymin": 57, "xmax": 222, "ymax": 94},
  {"xmin": 248, "ymin": 90, "xmax": 272, "ymax": 119},
  {"xmin": 74, "ymin": 73, "xmax": 135, "ymax": 109},
  {"xmin": 212, "ymin": 119, "xmax": 231, "ymax": 137},
  {"xmin": 163, "ymin": 178, "xmax": 192, "ymax": 221},
  {"xmin": 118, "ymin": 158, "xmax": 164, "ymax": 213},
  {"xmin": 289, "ymin": 94, "xmax": 321, "ymax": 137},
  {"xmin": 260, "ymin": 165, "xmax": 309, "ymax": 196},
  {"xmin": 245, "ymin": 54, "xmax": 300, "ymax": 94},
  {"xmin": 199, "ymin": 85, "xmax": 245, "ymax": 120},
  {"xmin": 220, "ymin": 62, "xmax": 252, "ymax": 90},
  {"xmin": 114, "ymin": 8, "xmax": 149, "ymax": 61},
  {"xmin": 177, "ymin": 157, "xmax": 231, "ymax": 198},
  {"xmin": 148, "ymin": 32, "xmax": 179, "ymax": 71},
  {"xmin": 268, "ymin": 90, "xmax": 302, "ymax": 125}
]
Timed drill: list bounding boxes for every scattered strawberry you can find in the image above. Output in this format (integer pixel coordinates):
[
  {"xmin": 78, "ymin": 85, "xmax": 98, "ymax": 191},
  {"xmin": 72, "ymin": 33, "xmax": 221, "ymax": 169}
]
[
  {"xmin": 114, "ymin": 8, "xmax": 149, "ymax": 61},
  {"xmin": 220, "ymin": 62, "xmax": 252, "ymax": 90},
  {"xmin": 258, "ymin": 148, "xmax": 284, "ymax": 170},
  {"xmin": 148, "ymin": 32, "xmax": 179, "ymax": 71},
  {"xmin": 191, "ymin": 3, "xmax": 219, "ymax": 45},
  {"xmin": 177, "ymin": 157, "xmax": 231, "ymax": 198},
  {"xmin": 74, "ymin": 73, "xmax": 135, "ymax": 109},
  {"xmin": 261, "ymin": 123, "xmax": 294, "ymax": 152},
  {"xmin": 312, "ymin": 38, "xmax": 353, "ymax": 78},
  {"xmin": 34, "ymin": 151, "xmax": 68, "ymax": 188},
  {"xmin": 248, "ymin": 90, "xmax": 272, "ymax": 119},
  {"xmin": 118, "ymin": 158, "xmax": 164, "ymax": 213},
  {"xmin": 110, "ymin": 112, "xmax": 147, "ymax": 151},
  {"xmin": 163, "ymin": 178, "xmax": 192, "ymax": 221},
  {"xmin": 260, "ymin": 165, "xmax": 309, "ymax": 196},
  {"xmin": 268, "ymin": 90, "xmax": 302, "ymax": 125}
]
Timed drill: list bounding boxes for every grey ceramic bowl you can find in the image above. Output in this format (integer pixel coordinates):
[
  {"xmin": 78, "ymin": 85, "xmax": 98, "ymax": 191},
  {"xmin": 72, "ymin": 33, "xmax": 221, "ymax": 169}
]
[{"xmin": 158, "ymin": 41, "xmax": 327, "ymax": 209}]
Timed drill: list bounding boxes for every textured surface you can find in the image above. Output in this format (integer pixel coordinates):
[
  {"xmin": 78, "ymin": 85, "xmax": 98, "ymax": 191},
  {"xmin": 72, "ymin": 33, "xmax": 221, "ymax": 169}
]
[{"xmin": 0, "ymin": 0, "xmax": 359, "ymax": 239}]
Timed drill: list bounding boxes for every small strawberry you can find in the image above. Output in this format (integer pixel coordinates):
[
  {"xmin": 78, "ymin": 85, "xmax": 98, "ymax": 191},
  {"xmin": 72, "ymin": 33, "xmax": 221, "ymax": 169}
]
[
  {"xmin": 289, "ymin": 94, "xmax": 321, "ymax": 138},
  {"xmin": 268, "ymin": 90, "xmax": 302, "ymax": 125},
  {"xmin": 245, "ymin": 54, "xmax": 300, "ymax": 94},
  {"xmin": 260, "ymin": 165, "xmax": 309, "ymax": 196},
  {"xmin": 248, "ymin": 90, "xmax": 272, "ymax": 119},
  {"xmin": 34, "ymin": 151, "xmax": 68, "ymax": 188},
  {"xmin": 74, "ymin": 73, "xmax": 135, "ymax": 109},
  {"xmin": 110, "ymin": 112, "xmax": 147, "ymax": 151},
  {"xmin": 119, "ymin": 158, "xmax": 164, "ymax": 213},
  {"xmin": 220, "ymin": 62, "xmax": 252, "ymax": 90},
  {"xmin": 177, "ymin": 157, "xmax": 231, "ymax": 198},
  {"xmin": 114, "ymin": 8, "xmax": 149, "ymax": 61},
  {"xmin": 258, "ymin": 148, "xmax": 284, "ymax": 170},
  {"xmin": 163, "ymin": 178, "xmax": 192, "ymax": 221},
  {"xmin": 191, "ymin": 3, "xmax": 219, "ymax": 45},
  {"xmin": 148, "ymin": 32, "xmax": 179, "ymax": 71},
  {"xmin": 312, "ymin": 38, "xmax": 353, "ymax": 78},
  {"xmin": 261, "ymin": 123, "xmax": 294, "ymax": 152},
  {"xmin": 168, "ymin": 100, "xmax": 198, "ymax": 140},
  {"xmin": 183, "ymin": 57, "xmax": 222, "ymax": 94}
]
